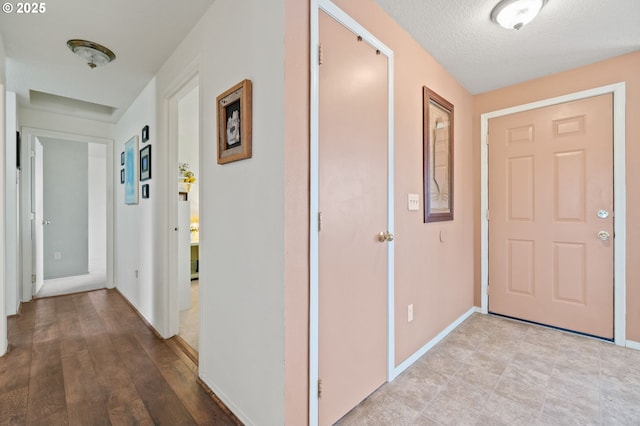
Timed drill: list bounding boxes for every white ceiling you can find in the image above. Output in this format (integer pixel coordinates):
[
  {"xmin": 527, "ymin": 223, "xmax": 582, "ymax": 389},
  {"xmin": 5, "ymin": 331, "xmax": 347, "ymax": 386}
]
[
  {"xmin": 0, "ymin": 0, "xmax": 638, "ymax": 123},
  {"xmin": 0, "ymin": 0, "xmax": 213, "ymax": 122},
  {"xmin": 374, "ymin": 0, "xmax": 640, "ymax": 94}
]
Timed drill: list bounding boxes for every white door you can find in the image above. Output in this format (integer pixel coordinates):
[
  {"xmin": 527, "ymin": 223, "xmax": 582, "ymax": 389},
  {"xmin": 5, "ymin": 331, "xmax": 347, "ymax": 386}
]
[{"xmin": 32, "ymin": 138, "xmax": 44, "ymax": 295}]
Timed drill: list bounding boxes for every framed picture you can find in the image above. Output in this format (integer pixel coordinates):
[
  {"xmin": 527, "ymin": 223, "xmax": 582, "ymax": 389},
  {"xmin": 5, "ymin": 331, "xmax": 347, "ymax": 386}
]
[
  {"xmin": 120, "ymin": 168, "xmax": 125, "ymax": 184},
  {"xmin": 142, "ymin": 184, "xmax": 150, "ymax": 199},
  {"xmin": 124, "ymin": 135, "xmax": 139, "ymax": 205},
  {"xmin": 217, "ymin": 79, "xmax": 252, "ymax": 164},
  {"xmin": 423, "ymin": 87, "xmax": 454, "ymax": 222},
  {"xmin": 142, "ymin": 125, "xmax": 149, "ymax": 143},
  {"xmin": 140, "ymin": 145, "xmax": 151, "ymax": 181},
  {"xmin": 121, "ymin": 151, "xmax": 125, "ymax": 166}
]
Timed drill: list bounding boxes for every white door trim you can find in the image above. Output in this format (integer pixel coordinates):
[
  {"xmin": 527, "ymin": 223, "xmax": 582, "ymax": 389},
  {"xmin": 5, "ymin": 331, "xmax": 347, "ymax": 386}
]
[
  {"xmin": 19, "ymin": 127, "xmax": 115, "ymax": 301},
  {"xmin": 161, "ymin": 60, "xmax": 200, "ymax": 338},
  {"xmin": 480, "ymin": 82, "xmax": 626, "ymax": 345},
  {"xmin": 309, "ymin": 1, "xmax": 395, "ymax": 424}
]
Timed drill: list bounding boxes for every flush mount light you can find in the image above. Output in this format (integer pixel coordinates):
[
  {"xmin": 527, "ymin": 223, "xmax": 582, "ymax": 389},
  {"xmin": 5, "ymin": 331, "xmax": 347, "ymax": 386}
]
[
  {"xmin": 491, "ymin": 0, "xmax": 547, "ymax": 30},
  {"xmin": 67, "ymin": 39, "xmax": 116, "ymax": 69}
]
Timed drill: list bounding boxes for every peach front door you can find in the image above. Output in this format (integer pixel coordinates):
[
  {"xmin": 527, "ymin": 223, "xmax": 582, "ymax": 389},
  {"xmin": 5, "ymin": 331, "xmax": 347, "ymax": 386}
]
[
  {"xmin": 488, "ymin": 94, "xmax": 614, "ymax": 339},
  {"xmin": 318, "ymin": 10, "xmax": 389, "ymax": 425}
]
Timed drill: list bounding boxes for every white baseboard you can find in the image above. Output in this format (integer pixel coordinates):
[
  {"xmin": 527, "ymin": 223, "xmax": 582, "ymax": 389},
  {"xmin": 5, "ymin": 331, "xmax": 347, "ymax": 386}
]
[
  {"xmin": 626, "ymin": 340, "xmax": 640, "ymax": 351},
  {"xmin": 391, "ymin": 306, "xmax": 476, "ymax": 379}
]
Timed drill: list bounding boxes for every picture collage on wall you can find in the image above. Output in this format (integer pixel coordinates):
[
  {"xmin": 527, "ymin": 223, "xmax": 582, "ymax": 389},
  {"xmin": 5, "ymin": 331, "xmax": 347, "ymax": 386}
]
[{"xmin": 120, "ymin": 125, "xmax": 152, "ymax": 203}]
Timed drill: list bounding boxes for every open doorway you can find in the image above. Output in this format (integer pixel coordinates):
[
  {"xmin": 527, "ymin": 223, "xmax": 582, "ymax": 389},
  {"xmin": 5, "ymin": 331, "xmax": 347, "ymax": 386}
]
[
  {"xmin": 176, "ymin": 82, "xmax": 201, "ymax": 355},
  {"xmin": 33, "ymin": 137, "xmax": 107, "ymax": 297},
  {"xmin": 20, "ymin": 127, "xmax": 114, "ymax": 302}
]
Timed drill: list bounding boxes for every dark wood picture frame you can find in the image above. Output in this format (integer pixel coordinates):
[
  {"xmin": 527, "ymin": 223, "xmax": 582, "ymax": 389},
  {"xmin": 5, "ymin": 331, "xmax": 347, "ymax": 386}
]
[
  {"xmin": 120, "ymin": 168, "xmax": 125, "ymax": 184},
  {"xmin": 217, "ymin": 79, "xmax": 252, "ymax": 164},
  {"xmin": 141, "ymin": 184, "xmax": 150, "ymax": 199},
  {"xmin": 121, "ymin": 151, "xmax": 125, "ymax": 166},
  {"xmin": 423, "ymin": 87, "xmax": 454, "ymax": 223},
  {"xmin": 140, "ymin": 145, "xmax": 151, "ymax": 181}
]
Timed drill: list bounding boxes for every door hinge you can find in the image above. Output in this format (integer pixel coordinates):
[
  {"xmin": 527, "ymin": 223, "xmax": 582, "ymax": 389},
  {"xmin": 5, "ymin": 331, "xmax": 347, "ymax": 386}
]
[
  {"xmin": 486, "ymin": 209, "xmax": 490, "ymax": 221},
  {"xmin": 318, "ymin": 378, "xmax": 322, "ymax": 399},
  {"xmin": 318, "ymin": 43, "xmax": 323, "ymax": 65},
  {"xmin": 30, "ymin": 150, "xmax": 36, "ymax": 158},
  {"xmin": 486, "ymin": 133, "xmax": 489, "ymax": 145},
  {"xmin": 318, "ymin": 211, "xmax": 323, "ymax": 232}
]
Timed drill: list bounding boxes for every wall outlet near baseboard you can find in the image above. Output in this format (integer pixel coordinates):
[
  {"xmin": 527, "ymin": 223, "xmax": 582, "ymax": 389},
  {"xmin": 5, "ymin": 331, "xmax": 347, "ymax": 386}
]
[
  {"xmin": 54, "ymin": 251, "xmax": 61, "ymax": 260},
  {"xmin": 408, "ymin": 304, "xmax": 414, "ymax": 322}
]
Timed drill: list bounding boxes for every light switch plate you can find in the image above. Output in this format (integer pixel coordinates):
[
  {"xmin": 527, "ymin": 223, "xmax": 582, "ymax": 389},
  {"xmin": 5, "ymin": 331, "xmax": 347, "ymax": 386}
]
[{"xmin": 408, "ymin": 193, "xmax": 420, "ymax": 211}]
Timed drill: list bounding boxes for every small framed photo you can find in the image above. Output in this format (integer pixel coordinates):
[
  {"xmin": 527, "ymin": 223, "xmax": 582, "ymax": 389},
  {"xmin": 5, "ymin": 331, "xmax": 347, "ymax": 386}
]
[
  {"xmin": 217, "ymin": 79, "xmax": 252, "ymax": 164},
  {"xmin": 142, "ymin": 184, "xmax": 149, "ymax": 199},
  {"xmin": 423, "ymin": 87, "xmax": 454, "ymax": 223},
  {"xmin": 140, "ymin": 145, "xmax": 151, "ymax": 181},
  {"xmin": 120, "ymin": 151, "xmax": 125, "ymax": 166},
  {"xmin": 141, "ymin": 125, "xmax": 149, "ymax": 142},
  {"xmin": 120, "ymin": 168, "xmax": 125, "ymax": 184}
]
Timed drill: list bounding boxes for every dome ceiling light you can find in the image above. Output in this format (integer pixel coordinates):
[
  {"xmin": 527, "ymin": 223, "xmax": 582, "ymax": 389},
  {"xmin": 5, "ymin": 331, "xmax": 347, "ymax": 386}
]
[
  {"xmin": 67, "ymin": 39, "xmax": 116, "ymax": 69},
  {"xmin": 490, "ymin": 0, "xmax": 547, "ymax": 30}
]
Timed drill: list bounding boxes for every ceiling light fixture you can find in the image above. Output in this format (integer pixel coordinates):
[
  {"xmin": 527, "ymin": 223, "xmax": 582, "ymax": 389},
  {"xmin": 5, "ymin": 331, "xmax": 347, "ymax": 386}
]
[
  {"xmin": 67, "ymin": 39, "xmax": 116, "ymax": 69},
  {"xmin": 491, "ymin": 0, "xmax": 547, "ymax": 30}
]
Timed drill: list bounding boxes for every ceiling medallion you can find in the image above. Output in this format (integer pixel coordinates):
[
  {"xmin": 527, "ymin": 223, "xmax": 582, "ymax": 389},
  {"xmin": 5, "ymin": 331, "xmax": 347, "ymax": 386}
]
[{"xmin": 67, "ymin": 39, "xmax": 116, "ymax": 69}]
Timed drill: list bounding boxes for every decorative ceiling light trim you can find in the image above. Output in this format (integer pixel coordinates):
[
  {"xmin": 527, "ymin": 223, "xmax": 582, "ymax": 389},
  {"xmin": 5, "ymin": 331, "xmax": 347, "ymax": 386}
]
[
  {"xmin": 67, "ymin": 39, "xmax": 116, "ymax": 69},
  {"xmin": 490, "ymin": 0, "xmax": 547, "ymax": 30}
]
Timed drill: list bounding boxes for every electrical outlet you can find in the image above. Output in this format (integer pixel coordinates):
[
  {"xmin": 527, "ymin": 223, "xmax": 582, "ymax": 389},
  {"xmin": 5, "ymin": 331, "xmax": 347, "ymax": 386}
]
[
  {"xmin": 408, "ymin": 304, "xmax": 414, "ymax": 322},
  {"xmin": 54, "ymin": 251, "xmax": 62, "ymax": 260},
  {"xmin": 408, "ymin": 194, "xmax": 420, "ymax": 211}
]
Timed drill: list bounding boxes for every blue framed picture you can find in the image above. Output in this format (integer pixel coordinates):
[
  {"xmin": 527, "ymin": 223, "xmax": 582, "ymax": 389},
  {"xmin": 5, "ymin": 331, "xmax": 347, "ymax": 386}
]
[{"xmin": 124, "ymin": 135, "xmax": 139, "ymax": 205}]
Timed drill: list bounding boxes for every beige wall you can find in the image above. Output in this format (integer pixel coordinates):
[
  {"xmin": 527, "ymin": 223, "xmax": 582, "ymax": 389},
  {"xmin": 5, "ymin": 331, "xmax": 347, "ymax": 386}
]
[
  {"xmin": 284, "ymin": 0, "xmax": 310, "ymax": 424},
  {"xmin": 473, "ymin": 51, "xmax": 640, "ymax": 341},
  {"xmin": 283, "ymin": 0, "xmax": 476, "ymax": 421},
  {"xmin": 310, "ymin": 0, "xmax": 476, "ymax": 366}
]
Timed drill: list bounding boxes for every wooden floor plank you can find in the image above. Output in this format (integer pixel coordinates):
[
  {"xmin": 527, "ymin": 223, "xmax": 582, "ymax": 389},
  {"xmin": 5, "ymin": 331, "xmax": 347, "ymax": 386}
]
[
  {"xmin": 1, "ymin": 289, "xmax": 237, "ymax": 425},
  {"xmin": 108, "ymin": 398, "xmax": 155, "ymax": 426}
]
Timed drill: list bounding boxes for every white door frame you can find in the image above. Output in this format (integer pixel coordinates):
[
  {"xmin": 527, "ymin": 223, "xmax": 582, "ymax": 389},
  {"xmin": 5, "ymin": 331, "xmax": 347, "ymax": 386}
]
[
  {"xmin": 20, "ymin": 127, "xmax": 115, "ymax": 301},
  {"xmin": 162, "ymin": 60, "xmax": 200, "ymax": 338},
  {"xmin": 309, "ymin": 1, "xmax": 395, "ymax": 424},
  {"xmin": 480, "ymin": 83, "xmax": 626, "ymax": 345}
]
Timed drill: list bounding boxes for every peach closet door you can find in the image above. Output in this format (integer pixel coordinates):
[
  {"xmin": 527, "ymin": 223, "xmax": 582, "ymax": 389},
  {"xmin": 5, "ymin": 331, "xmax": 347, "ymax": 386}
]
[
  {"xmin": 488, "ymin": 94, "xmax": 614, "ymax": 339},
  {"xmin": 318, "ymin": 10, "xmax": 389, "ymax": 425}
]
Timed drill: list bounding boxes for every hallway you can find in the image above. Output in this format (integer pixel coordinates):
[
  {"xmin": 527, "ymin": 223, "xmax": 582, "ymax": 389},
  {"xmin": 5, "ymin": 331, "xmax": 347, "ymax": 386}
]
[{"xmin": 0, "ymin": 289, "xmax": 236, "ymax": 425}]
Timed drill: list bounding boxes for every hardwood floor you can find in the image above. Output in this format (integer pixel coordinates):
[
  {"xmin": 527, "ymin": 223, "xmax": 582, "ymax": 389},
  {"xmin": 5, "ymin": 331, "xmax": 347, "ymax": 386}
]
[{"xmin": 0, "ymin": 289, "xmax": 238, "ymax": 425}]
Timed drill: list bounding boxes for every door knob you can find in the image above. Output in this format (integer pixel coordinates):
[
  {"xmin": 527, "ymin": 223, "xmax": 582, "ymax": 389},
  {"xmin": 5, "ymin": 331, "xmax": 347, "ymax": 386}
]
[
  {"xmin": 42, "ymin": 220, "xmax": 51, "ymax": 225},
  {"xmin": 598, "ymin": 231, "xmax": 610, "ymax": 241},
  {"xmin": 377, "ymin": 231, "xmax": 394, "ymax": 242}
]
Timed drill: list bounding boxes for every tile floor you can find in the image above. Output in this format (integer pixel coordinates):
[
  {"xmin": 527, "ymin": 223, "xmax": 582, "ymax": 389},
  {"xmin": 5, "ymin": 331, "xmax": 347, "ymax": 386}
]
[{"xmin": 337, "ymin": 313, "xmax": 640, "ymax": 425}]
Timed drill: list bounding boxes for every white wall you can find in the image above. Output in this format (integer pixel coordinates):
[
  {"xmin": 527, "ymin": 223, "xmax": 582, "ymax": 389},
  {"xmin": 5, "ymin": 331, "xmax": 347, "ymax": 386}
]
[
  {"xmin": 5, "ymin": 91, "xmax": 19, "ymax": 315},
  {"xmin": 178, "ymin": 86, "xmax": 199, "ymax": 224},
  {"xmin": 19, "ymin": 109, "xmax": 115, "ymax": 139},
  {"xmin": 114, "ymin": 78, "xmax": 158, "ymax": 327},
  {"xmin": 0, "ymin": 32, "xmax": 7, "ymax": 356},
  {"xmin": 116, "ymin": 0, "xmax": 287, "ymax": 423},
  {"xmin": 88, "ymin": 143, "xmax": 107, "ymax": 271}
]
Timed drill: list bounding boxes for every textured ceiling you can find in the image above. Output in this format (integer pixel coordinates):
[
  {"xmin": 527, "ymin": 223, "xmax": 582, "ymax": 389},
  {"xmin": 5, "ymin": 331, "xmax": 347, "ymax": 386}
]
[
  {"xmin": 0, "ymin": 0, "xmax": 213, "ymax": 122},
  {"xmin": 373, "ymin": 0, "xmax": 640, "ymax": 94},
  {"xmin": 0, "ymin": 0, "xmax": 638, "ymax": 122}
]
